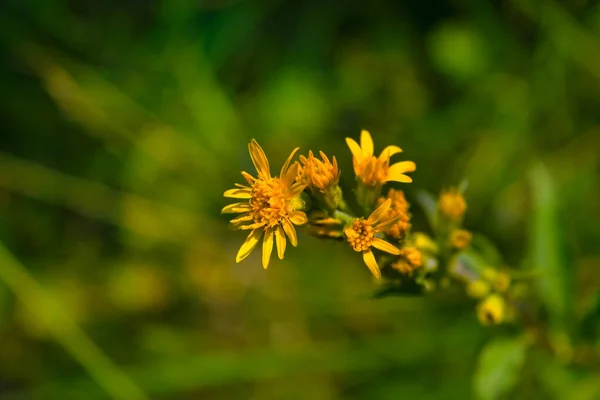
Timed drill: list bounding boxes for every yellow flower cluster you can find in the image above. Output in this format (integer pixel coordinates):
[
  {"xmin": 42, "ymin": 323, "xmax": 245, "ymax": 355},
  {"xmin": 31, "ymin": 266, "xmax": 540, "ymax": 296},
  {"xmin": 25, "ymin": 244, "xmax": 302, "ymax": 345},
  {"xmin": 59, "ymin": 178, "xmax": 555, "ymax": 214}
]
[
  {"xmin": 222, "ymin": 130, "xmax": 416, "ymax": 278},
  {"xmin": 221, "ymin": 131, "xmax": 515, "ymax": 329}
]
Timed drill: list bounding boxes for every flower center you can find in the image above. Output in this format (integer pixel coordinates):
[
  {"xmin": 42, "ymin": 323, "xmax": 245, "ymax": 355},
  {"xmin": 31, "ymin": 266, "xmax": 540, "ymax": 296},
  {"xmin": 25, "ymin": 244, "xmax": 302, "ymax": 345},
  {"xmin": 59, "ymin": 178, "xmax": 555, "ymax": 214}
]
[
  {"xmin": 250, "ymin": 178, "xmax": 289, "ymax": 227},
  {"xmin": 344, "ymin": 219, "xmax": 375, "ymax": 252},
  {"xmin": 356, "ymin": 157, "xmax": 388, "ymax": 187}
]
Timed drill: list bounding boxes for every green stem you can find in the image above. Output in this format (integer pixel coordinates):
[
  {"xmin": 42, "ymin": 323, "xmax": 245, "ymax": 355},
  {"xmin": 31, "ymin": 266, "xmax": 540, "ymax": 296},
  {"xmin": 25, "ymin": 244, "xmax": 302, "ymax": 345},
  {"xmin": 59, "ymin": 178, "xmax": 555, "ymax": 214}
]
[{"xmin": 333, "ymin": 210, "xmax": 355, "ymax": 225}]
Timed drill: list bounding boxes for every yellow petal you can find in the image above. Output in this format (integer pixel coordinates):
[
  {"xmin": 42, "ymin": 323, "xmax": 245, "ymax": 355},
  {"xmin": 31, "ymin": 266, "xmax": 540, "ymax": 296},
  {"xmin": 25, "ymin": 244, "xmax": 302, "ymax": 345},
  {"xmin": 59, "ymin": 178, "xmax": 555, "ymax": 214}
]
[
  {"xmin": 229, "ymin": 214, "xmax": 253, "ymax": 224},
  {"xmin": 223, "ymin": 188, "xmax": 252, "ymax": 198},
  {"xmin": 345, "ymin": 138, "xmax": 364, "ymax": 163},
  {"xmin": 222, "ymin": 202, "xmax": 252, "ymax": 214},
  {"xmin": 280, "ymin": 147, "xmax": 300, "ymax": 178},
  {"xmin": 262, "ymin": 227, "xmax": 274, "ymax": 268},
  {"xmin": 238, "ymin": 222, "xmax": 264, "ymax": 230},
  {"xmin": 241, "ymin": 171, "xmax": 256, "ymax": 185},
  {"xmin": 371, "ymin": 237, "xmax": 401, "ymax": 255},
  {"xmin": 379, "ymin": 145, "xmax": 403, "ymax": 159},
  {"xmin": 362, "ymin": 250, "xmax": 381, "ymax": 279},
  {"xmin": 373, "ymin": 215, "xmax": 401, "ymax": 231},
  {"xmin": 290, "ymin": 181, "xmax": 306, "ymax": 196},
  {"xmin": 236, "ymin": 229, "xmax": 263, "ymax": 262},
  {"xmin": 248, "ymin": 139, "xmax": 271, "ymax": 179},
  {"xmin": 387, "ymin": 161, "xmax": 416, "ymax": 183},
  {"xmin": 281, "ymin": 217, "xmax": 298, "ymax": 247},
  {"xmin": 289, "ymin": 211, "xmax": 308, "ymax": 225},
  {"xmin": 275, "ymin": 225, "xmax": 286, "ymax": 259},
  {"xmin": 368, "ymin": 198, "xmax": 391, "ymax": 225},
  {"xmin": 360, "ymin": 130, "xmax": 374, "ymax": 158}
]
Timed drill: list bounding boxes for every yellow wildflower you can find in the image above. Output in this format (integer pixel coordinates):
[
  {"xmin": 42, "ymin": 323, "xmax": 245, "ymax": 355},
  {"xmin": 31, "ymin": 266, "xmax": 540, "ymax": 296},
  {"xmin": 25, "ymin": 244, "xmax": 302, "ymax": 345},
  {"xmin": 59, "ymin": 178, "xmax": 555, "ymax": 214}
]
[
  {"xmin": 376, "ymin": 189, "xmax": 411, "ymax": 239},
  {"xmin": 298, "ymin": 150, "xmax": 340, "ymax": 193},
  {"xmin": 450, "ymin": 229, "xmax": 472, "ymax": 249},
  {"xmin": 392, "ymin": 247, "xmax": 423, "ymax": 275},
  {"xmin": 345, "ymin": 130, "xmax": 416, "ymax": 187},
  {"xmin": 222, "ymin": 139, "xmax": 307, "ymax": 269},
  {"xmin": 477, "ymin": 294, "xmax": 505, "ymax": 325},
  {"xmin": 438, "ymin": 187, "xmax": 467, "ymax": 221},
  {"xmin": 344, "ymin": 198, "xmax": 401, "ymax": 278}
]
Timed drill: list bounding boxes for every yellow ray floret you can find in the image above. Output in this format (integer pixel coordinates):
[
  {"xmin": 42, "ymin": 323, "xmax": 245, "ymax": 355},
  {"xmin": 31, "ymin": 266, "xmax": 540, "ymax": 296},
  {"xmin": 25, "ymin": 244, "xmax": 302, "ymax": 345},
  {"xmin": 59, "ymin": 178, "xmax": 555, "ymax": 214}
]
[
  {"xmin": 222, "ymin": 139, "xmax": 307, "ymax": 269},
  {"xmin": 344, "ymin": 198, "xmax": 402, "ymax": 278},
  {"xmin": 345, "ymin": 130, "xmax": 416, "ymax": 187}
]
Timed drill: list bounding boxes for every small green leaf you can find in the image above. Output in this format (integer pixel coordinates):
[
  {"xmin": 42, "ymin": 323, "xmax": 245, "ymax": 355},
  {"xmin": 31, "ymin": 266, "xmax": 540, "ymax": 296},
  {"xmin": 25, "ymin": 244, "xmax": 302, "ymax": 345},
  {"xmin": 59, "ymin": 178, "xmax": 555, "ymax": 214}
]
[{"xmin": 474, "ymin": 336, "xmax": 528, "ymax": 400}]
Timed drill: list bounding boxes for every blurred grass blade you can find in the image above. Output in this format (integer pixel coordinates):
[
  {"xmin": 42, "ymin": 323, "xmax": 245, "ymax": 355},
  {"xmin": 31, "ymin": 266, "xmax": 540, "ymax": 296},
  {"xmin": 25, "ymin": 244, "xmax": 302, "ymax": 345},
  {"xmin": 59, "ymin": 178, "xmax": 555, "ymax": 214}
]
[
  {"xmin": 528, "ymin": 162, "xmax": 572, "ymax": 332},
  {"xmin": 0, "ymin": 242, "xmax": 148, "ymax": 400},
  {"xmin": 473, "ymin": 336, "xmax": 528, "ymax": 400},
  {"xmin": 8, "ymin": 332, "xmax": 435, "ymax": 399},
  {"xmin": 22, "ymin": 45, "xmax": 214, "ymax": 175},
  {"xmin": 0, "ymin": 152, "xmax": 203, "ymax": 243}
]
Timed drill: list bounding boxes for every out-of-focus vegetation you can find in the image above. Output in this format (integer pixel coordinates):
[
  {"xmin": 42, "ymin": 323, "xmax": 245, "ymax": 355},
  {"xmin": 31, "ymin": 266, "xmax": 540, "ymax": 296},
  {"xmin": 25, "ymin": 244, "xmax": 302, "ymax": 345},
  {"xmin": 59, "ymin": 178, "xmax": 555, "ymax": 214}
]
[{"xmin": 1, "ymin": 0, "xmax": 600, "ymax": 399}]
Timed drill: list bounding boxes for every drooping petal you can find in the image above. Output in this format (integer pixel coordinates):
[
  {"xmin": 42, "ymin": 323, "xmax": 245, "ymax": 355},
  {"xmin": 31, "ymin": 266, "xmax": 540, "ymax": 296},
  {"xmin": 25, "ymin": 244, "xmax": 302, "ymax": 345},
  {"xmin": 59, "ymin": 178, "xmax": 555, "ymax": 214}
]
[
  {"xmin": 248, "ymin": 139, "xmax": 271, "ymax": 179},
  {"xmin": 262, "ymin": 227, "xmax": 274, "ymax": 268},
  {"xmin": 387, "ymin": 161, "xmax": 416, "ymax": 183},
  {"xmin": 223, "ymin": 188, "xmax": 252, "ymax": 198},
  {"xmin": 289, "ymin": 211, "xmax": 308, "ymax": 225},
  {"xmin": 280, "ymin": 147, "xmax": 300, "ymax": 177},
  {"xmin": 234, "ymin": 183, "xmax": 251, "ymax": 189},
  {"xmin": 281, "ymin": 161, "xmax": 299, "ymax": 189},
  {"xmin": 379, "ymin": 145, "xmax": 403, "ymax": 160},
  {"xmin": 281, "ymin": 217, "xmax": 298, "ymax": 247},
  {"xmin": 362, "ymin": 250, "xmax": 381, "ymax": 278},
  {"xmin": 236, "ymin": 229, "xmax": 263, "ymax": 263},
  {"xmin": 371, "ymin": 237, "xmax": 401, "ymax": 255},
  {"xmin": 222, "ymin": 202, "xmax": 252, "ymax": 214},
  {"xmin": 360, "ymin": 130, "xmax": 374, "ymax": 158},
  {"xmin": 368, "ymin": 198, "xmax": 391, "ymax": 225},
  {"xmin": 345, "ymin": 138, "xmax": 364, "ymax": 163},
  {"xmin": 290, "ymin": 181, "xmax": 306, "ymax": 196},
  {"xmin": 373, "ymin": 215, "xmax": 401, "ymax": 231},
  {"xmin": 275, "ymin": 225, "xmax": 286, "ymax": 259}
]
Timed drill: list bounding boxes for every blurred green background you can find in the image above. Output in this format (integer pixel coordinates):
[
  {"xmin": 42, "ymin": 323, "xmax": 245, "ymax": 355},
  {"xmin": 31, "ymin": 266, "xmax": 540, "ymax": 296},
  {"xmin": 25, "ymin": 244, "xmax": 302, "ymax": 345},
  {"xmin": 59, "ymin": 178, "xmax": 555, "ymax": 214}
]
[{"xmin": 1, "ymin": 0, "xmax": 600, "ymax": 399}]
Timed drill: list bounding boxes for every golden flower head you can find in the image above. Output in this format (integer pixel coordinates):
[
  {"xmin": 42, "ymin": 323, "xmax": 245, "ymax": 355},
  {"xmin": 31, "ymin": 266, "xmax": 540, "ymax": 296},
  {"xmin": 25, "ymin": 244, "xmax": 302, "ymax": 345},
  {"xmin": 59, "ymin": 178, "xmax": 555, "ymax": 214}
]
[
  {"xmin": 222, "ymin": 139, "xmax": 308, "ymax": 269},
  {"xmin": 450, "ymin": 229, "xmax": 472, "ymax": 249},
  {"xmin": 345, "ymin": 130, "xmax": 416, "ymax": 188},
  {"xmin": 392, "ymin": 247, "xmax": 423, "ymax": 275},
  {"xmin": 376, "ymin": 189, "xmax": 411, "ymax": 240},
  {"xmin": 438, "ymin": 187, "xmax": 467, "ymax": 221},
  {"xmin": 344, "ymin": 198, "xmax": 402, "ymax": 279},
  {"xmin": 477, "ymin": 294, "xmax": 506, "ymax": 326},
  {"xmin": 298, "ymin": 150, "xmax": 340, "ymax": 193}
]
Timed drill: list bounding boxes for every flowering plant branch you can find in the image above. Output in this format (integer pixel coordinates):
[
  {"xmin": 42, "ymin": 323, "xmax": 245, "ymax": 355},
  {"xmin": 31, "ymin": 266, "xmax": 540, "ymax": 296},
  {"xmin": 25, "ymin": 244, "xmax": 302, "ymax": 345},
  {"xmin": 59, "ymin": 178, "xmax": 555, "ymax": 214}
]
[{"xmin": 222, "ymin": 129, "xmax": 520, "ymax": 326}]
